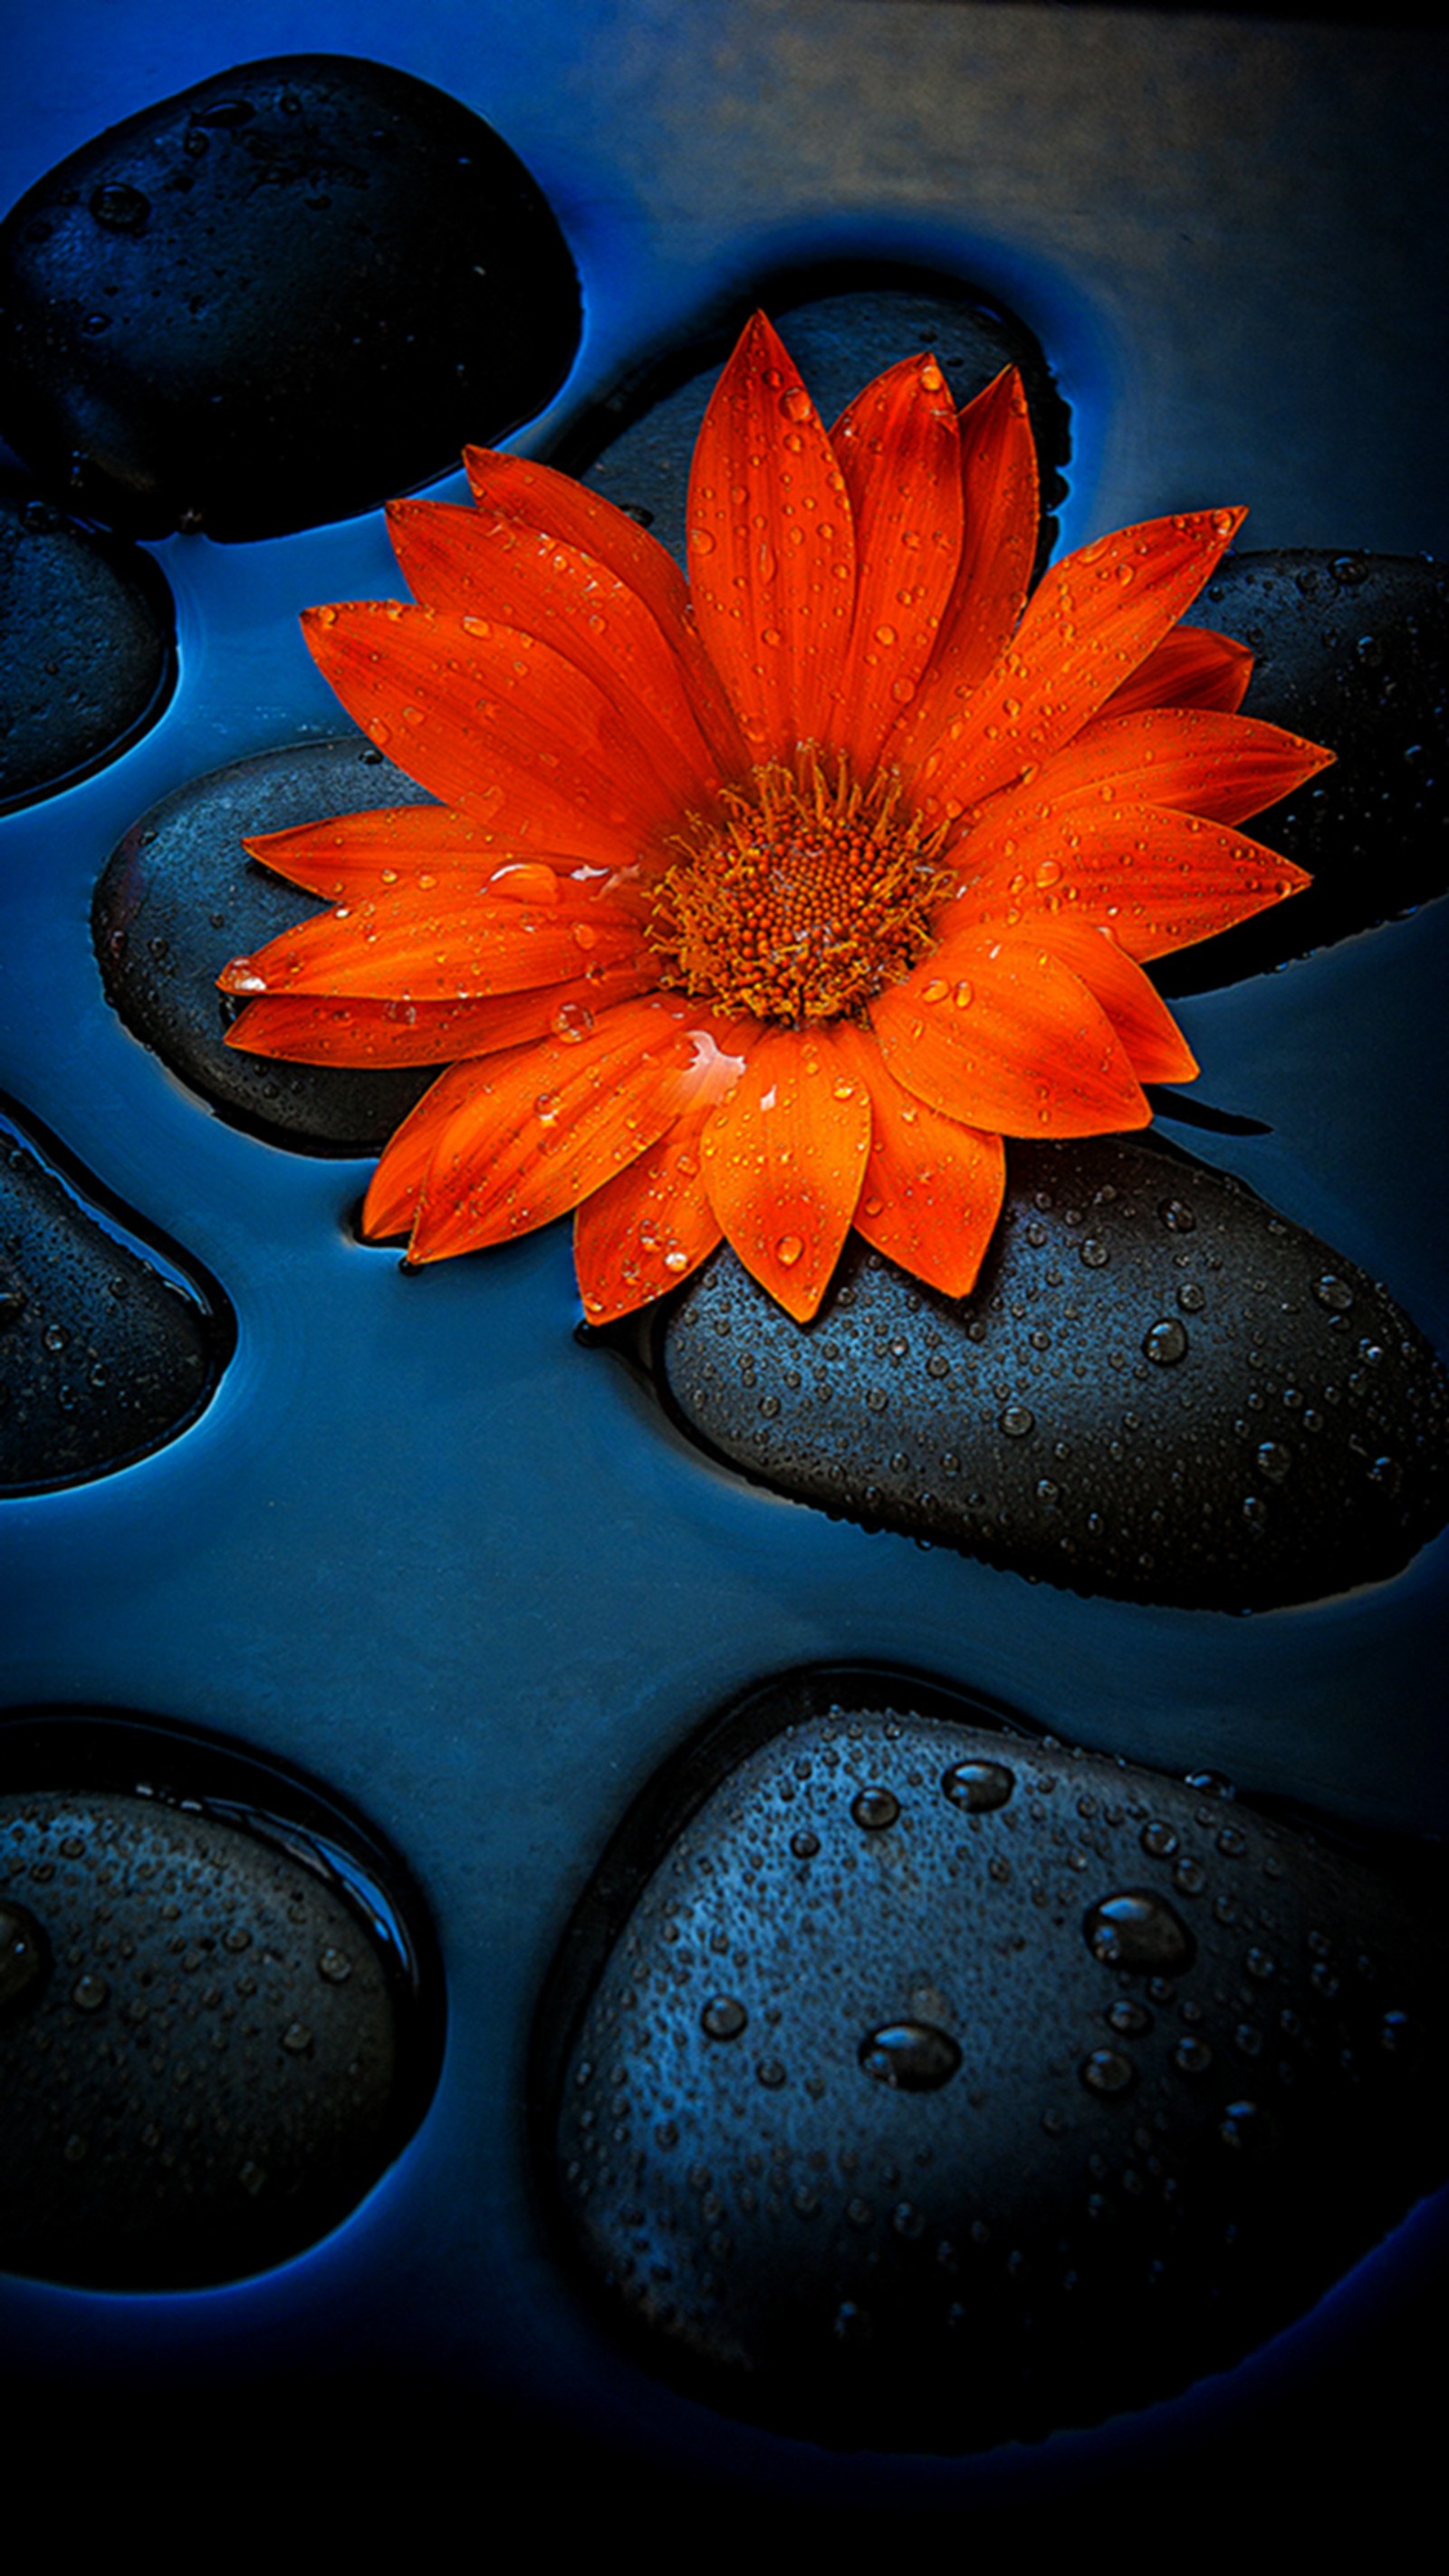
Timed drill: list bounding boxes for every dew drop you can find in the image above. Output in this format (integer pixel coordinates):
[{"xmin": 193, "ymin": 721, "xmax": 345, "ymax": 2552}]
[
  {"xmin": 700, "ymin": 1994, "xmax": 748, "ymax": 2042},
  {"xmin": 70, "ymin": 1971, "xmax": 109, "ymax": 2013},
  {"xmin": 0, "ymin": 1901, "xmax": 47, "ymax": 2014},
  {"xmin": 1083, "ymin": 1889, "xmax": 1195, "ymax": 1975},
  {"xmin": 1313, "ymin": 1274, "xmax": 1354, "ymax": 1312},
  {"xmin": 775, "ymin": 1234, "xmax": 804, "ymax": 1268},
  {"xmin": 941, "ymin": 1758, "xmax": 1014, "ymax": 1812},
  {"xmin": 999, "ymin": 1404, "xmax": 1034, "ymax": 1439},
  {"xmin": 1143, "ymin": 1318, "xmax": 1188, "ymax": 1366},
  {"xmin": 781, "ymin": 386, "xmax": 813, "ymax": 424},
  {"xmin": 1080, "ymin": 2048, "xmax": 1135, "ymax": 2097},
  {"xmin": 858, "ymin": 2021, "xmax": 961, "ymax": 2091},
  {"xmin": 851, "ymin": 1785, "xmax": 900, "ymax": 1831}
]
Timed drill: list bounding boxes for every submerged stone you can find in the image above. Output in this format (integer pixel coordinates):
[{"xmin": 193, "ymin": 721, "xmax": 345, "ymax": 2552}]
[
  {"xmin": 575, "ymin": 277, "xmax": 1069, "ymax": 571},
  {"xmin": 0, "ymin": 1757, "xmax": 431, "ymax": 2288},
  {"xmin": 544, "ymin": 1678, "xmax": 1446, "ymax": 2451},
  {"xmin": 0, "ymin": 1101, "xmax": 231, "ymax": 1489},
  {"xmin": 657, "ymin": 1135, "xmax": 1449, "ymax": 1610},
  {"xmin": 1158, "ymin": 552, "xmax": 1449, "ymax": 994},
  {"xmin": 0, "ymin": 481, "xmax": 175, "ymax": 809},
  {"xmin": 0, "ymin": 55, "xmax": 580, "ymax": 540},
  {"xmin": 94, "ymin": 738, "xmax": 439, "ymax": 1150}
]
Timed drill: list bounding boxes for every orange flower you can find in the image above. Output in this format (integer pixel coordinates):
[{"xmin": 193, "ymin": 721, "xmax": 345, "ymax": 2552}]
[{"xmin": 220, "ymin": 315, "xmax": 1329, "ymax": 1323}]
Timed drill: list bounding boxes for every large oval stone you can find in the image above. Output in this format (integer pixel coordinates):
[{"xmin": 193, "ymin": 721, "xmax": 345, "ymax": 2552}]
[
  {"xmin": 93, "ymin": 739, "xmax": 440, "ymax": 1151},
  {"xmin": 574, "ymin": 278, "xmax": 1068, "ymax": 571},
  {"xmin": 1157, "ymin": 552, "xmax": 1449, "ymax": 995},
  {"xmin": 0, "ymin": 1736, "xmax": 435, "ymax": 2288},
  {"xmin": 0, "ymin": 56, "xmax": 581, "ymax": 540},
  {"xmin": 657, "ymin": 1136, "xmax": 1449, "ymax": 1610},
  {"xmin": 544, "ymin": 1676, "xmax": 1446, "ymax": 2450},
  {"xmin": 0, "ymin": 480, "xmax": 175, "ymax": 810},
  {"xmin": 0, "ymin": 1100, "xmax": 232, "ymax": 1490}
]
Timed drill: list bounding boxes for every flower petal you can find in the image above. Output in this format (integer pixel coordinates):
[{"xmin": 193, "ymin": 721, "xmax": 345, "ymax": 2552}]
[
  {"xmin": 830, "ymin": 1020, "xmax": 1004, "ymax": 1300},
  {"xmin": 225, "ymin": 965, "xmax": 657, "ymax": 1066},
  {"xmin": 871, "ymin": 937, "xmax": 1151, "ymax": 1137},
  {"xmin": 827, "ymin": 353, "xmax": 964, "ymax": 774},
  {"xmin": 1000, "ymin": 916, "xmax": 1198, "ymax": 1084},
  {"xmin": 1101, "ymin": 624, "xmax": 1253, "ymax": 717},
  {"xmin": 686, "ymin": 312, "xmax": 857, "ymax": 758},
  {"xmin": 908, "ymin": 506, "xmax": 1249, "ymax": 820},
  {"xmin": 999, "ymin": 706, "xmax": 1333, "ymax": 829},
  {"xmin": 302, "ymin": 601, "xmax": 684, "ymax": 868},
  {"xmin": 573, "ymin": 1102, "xmax": 724, "ymax": 1322},
  {"xmin": 387, "ymin": 499, "xmax": 724, "ymax": 804},
  {"xmin": 878, "ymin": 367, "xmax": 1040, "ymax": 779},
  {"xmin": 243, "ymin": 805, "xmax": 486, "ymax": 900},
  {"xmin": 218, "ymin": 885, "xmax": 650, "ymax": 1002},
  {"xmin": 701, "ymin": 1022, "xmax": 871, "ymax": 1321},
  {"xmin": 388, "ymin": 1000, "xmax": 703, "ymax": 1264},
  {"xmin": 463, "ymin": 446, "xmax": 749, "ymax": 781},
  {"xmin": 950, "ymin": 798, "xmax": 1310, "ymax": 962}
]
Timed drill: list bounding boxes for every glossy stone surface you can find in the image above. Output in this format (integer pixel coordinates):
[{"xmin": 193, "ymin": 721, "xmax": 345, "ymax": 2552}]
[
  {"xmin": 575, "ymin": 279, "xmax": 1068, "ymax": 570},
  {"xmin": 657, "ymin": 1135, "xmax": 1449, "ymax": 1610},
  {"xmin": 0, "ymin": 55, "xmax": 581, "ymax": 540},
  {"xmin": 0, "ymin": 1778, "xmax": 416, "ymax": 2287},
  {"xmin": 546, "ymin": 1679, "xmax": 1446, "ymax": 2450},
  {"xmin": 0, "ymin": 480, "xmax": 174, "ymax": 810},
  {"xmin": 0, "ymin": 1102, "xmax": 230, "ymax": 1489},
  {"xmin": 1159, "ymin": 552, "xmax": 1449, "ymax": 994},
  {"xmin": 93, "ymin": 738, "xmax": 440, "ymax": 1149}
]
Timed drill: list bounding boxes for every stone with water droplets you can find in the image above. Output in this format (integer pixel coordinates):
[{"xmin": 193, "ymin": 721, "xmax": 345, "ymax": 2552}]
[
  {"xmin": 543, "ymin": 1675, "xmax": 1446, "ymax": 2450},
  {"xmin": 0, "ymin": 1101, "xmax": 231, "ymax": 1490},
  {"xmin": 0, "ymin": 1752, "xmax": 433, "ymax": 2288},
  {"xmin": 93, "ymin": 739, "xmax": 440, "ymax": 1150},
  {"xmin": 0, "ymin": 56, "xmax": 580, "ymax": 540},
  {"xmin": 578, "ymin": 282, "xmax": 1068, "ymax": 570},
  {"xmin": 658, "ymin": 1134, "xmax": 1449, "ymax": 1610},
  {"xmin": 0, "ymin": 480, "xmax": 174, "ymax": 810},
  {"xmin": 1157, "ymin": 551, "xmax": 1449, "ymax": 994}
]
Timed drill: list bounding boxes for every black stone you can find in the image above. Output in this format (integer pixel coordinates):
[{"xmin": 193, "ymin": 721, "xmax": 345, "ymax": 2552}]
[
  {"xmin": 656, "ymin": 1135, "xmax": 1449, "ymax": 1610},
  {"xmin": 94, "ymin": 738, "xmax": 442, "ymax": 1151},
  {"xmin": 542, "ymin": 1672, "xmax": 1447, "ymax": 2451},
  {"xmin": 0, "ymin": 477, "xmax": 174, "ymax": 810},
  {"xmin": 0, "ymin": 55, "xmax": 581, "ymax": 541},
  {"xmin": 1157, "ymin": 552, "xmax": 1449, "ymax": 995},
  {"xmin": 0, "ymin": 1100, "xmax": 231, "ymax": 1491},
  {"xmin": 569, "ymin": 274, "xmax": 1069, "ymax": 572},
  {"xmin": 0, "ymin": 1716, "xmax": 436, "ymax": 2288}
]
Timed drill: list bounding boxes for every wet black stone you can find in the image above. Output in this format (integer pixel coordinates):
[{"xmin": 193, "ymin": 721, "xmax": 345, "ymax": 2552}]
[
  {"xmin": 1157, "ymin": 552, "xmax": 1449, "ymax": 994},
  {"xmin": 0, "ymin": 55, "xmax": 581, "ymax": 541},
  {"xmin": 657, "ymin": 1135, "xmax": 1449, "ymax": 1610},
  {"xmin": 0, "ymin": 477, "xmax": 175, "ymax": 810},
  {"xmin": 571, "ymin": 273, "xmax": 1069, "ymax": 571},
  {"xmin": 94, "ymin": 738, "xmax": 442, "ymax": 1150},
  {"xmin": 0, "ymin": 1100, "xmax": 231, "ymax": 1490},
  {"xmin": 0, "ymin": 1748, "xmax": 428, "ymax": 2288},
  {"xmin": 542, "ymin": 1674, "xmax": 1446, "ymax": 2451}
]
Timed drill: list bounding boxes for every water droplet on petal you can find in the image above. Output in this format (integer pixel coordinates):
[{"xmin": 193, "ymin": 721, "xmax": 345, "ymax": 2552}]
[{"xmin": 775, "ymin": 1233, "xmax": 803, "ymax": 1268}]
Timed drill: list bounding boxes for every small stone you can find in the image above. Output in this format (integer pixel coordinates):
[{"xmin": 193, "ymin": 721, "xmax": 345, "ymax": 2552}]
[
  {"xmin": 657, "ymin": 1135, "xmax": 1449, "ymax": 1610},
  {"xmin": 93, "ymin": 739, "xmax": 442, "ymax": 1150},
  {"xmin": 0, "ymin": 1763, "xmax": 435, "ymax": 2288},
  {"xmin": 0, "ymin": 55, "xmax": 580, "ymax": 540},
  {"xmin": 0, "ymin": 1102, "xmax": 231, "ymax": 1491},
  {"xmin": 577, "ymin": 282, "xmax": 1068, "ymax": 571},
  {"xmin": 1157, "ymin": 553, "xmax": 1449, "ymax": 993},
  {"xmin": 544, "ymin": 1678, "xmax": 1446, "ymax": 2451},
  {"xmin": 0, "ymin": 479, "xmax": 175, "ymax": 810}
]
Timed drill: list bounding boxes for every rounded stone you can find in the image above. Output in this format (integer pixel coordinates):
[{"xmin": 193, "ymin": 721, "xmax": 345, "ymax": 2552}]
[
  {"xmin": 0, "ymin": 479, "xmax": 175, "ymax": 809},
  {"xmin": 93, "ymin": 738, "xmax": 442, "ymax": 1150},
  {"xmin": 657, "ymin": 1134, "xmax": 1449, "ymax": 1610},
  {"xmin": 573, "ymin": 275, "xmax": 1069, "ymax": 571},
  {"xmin": 0, "ymin": 1100, "xmax": 232, "ymax": 1491},
  {"xmin": 0, "ymin": 55, "xmax": 581, "ymax": 541},
  {"xmin": 542, "ymin": 1677, "xmax": 1446, "ymax": 2451},
  {"xmin": 1156, "ymin": 552, "xmax": 1449, "ymax": 994},
  {"xmin": 0, "ymin": 1768, "xmax": 430, "ymax": 2288}
]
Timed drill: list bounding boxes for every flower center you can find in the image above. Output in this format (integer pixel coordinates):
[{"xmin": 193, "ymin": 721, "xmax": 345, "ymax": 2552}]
[{"xmin": 647, "ymin": 755, "xmax": 953, "ymax": 1024}]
